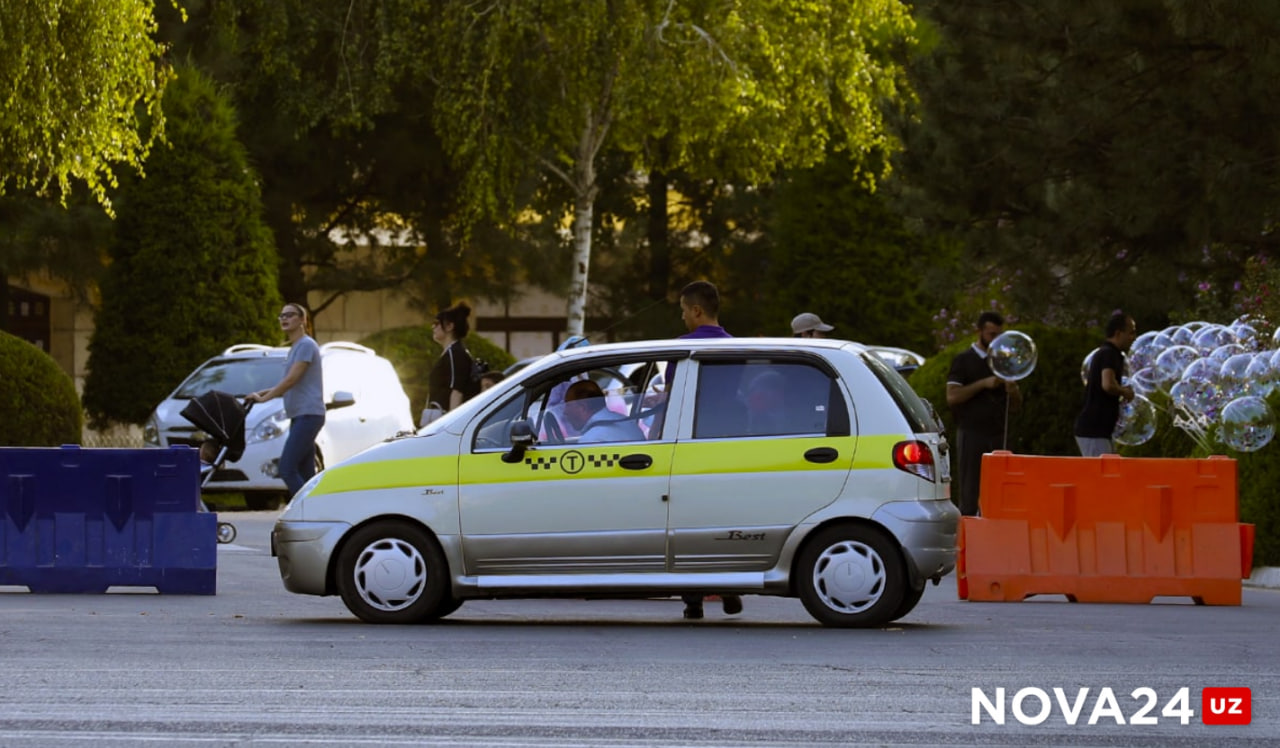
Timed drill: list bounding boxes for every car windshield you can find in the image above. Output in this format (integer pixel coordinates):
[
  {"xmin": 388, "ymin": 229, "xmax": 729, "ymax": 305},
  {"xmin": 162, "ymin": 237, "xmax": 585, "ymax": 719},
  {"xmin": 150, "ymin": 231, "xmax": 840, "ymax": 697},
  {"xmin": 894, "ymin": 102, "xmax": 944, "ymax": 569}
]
[{"xmin": 174, "ymin": 358, "xmax": 283, "ymax": 399}]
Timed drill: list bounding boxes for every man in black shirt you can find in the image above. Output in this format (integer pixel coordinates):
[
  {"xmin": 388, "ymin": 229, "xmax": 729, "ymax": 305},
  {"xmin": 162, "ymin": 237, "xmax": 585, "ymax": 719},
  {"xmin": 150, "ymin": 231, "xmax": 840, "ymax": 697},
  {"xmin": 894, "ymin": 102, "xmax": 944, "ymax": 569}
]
[
  {"xmin": 1075, "ymin": 312, "xmax": 1137, "ymax": 456},
  {"xmin": 946, "ymin": 311, "xmax": 1021, "ymax": 516}
]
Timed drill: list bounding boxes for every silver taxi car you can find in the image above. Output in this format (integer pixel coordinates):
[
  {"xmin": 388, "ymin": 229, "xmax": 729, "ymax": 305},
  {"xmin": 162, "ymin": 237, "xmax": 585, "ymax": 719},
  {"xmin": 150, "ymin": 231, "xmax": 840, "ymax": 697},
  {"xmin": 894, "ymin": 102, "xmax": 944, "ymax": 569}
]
[{"xmin": 272, "ymin": 338, "xmax": 958, "ymax": 627}]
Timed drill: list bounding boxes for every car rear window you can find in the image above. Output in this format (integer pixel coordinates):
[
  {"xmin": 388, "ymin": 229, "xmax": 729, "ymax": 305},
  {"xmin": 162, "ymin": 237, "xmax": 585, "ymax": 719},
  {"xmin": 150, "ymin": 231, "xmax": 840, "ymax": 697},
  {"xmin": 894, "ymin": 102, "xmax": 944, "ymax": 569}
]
[
  {"xmin": 859, "ymin": 352, "xmax": 938, "ymax": 434},
  {"xmin": 175, "ymin": 358, "xmax": 283, "ymax": 398}
]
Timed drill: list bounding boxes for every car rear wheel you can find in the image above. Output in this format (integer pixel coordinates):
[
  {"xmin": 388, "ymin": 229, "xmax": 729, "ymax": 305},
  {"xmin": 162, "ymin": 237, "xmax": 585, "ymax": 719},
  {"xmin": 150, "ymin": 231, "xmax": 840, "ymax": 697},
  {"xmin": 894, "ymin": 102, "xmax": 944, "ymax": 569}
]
[
  {"xmin": 890, "ymin": 583, "xmax": 926, "ymax": 622},
  {"xmin": 797, "ymin": 524, "xmax": 906, "ymax": 628},
  {"xmin": 335, "ymin": 521, "xmax": 449, "ymax": 624}
]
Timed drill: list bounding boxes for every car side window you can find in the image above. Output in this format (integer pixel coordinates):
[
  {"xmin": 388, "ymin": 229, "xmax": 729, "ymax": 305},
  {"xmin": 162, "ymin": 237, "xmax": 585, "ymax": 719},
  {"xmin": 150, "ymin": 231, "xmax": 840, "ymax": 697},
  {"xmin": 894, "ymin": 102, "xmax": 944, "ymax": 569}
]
[
  {"xmin": 692, "ymin": 360, "xmax": 839, "ymax": 439},
  {"xmin": 471, "ymin": 356, "xmax": 676, "ymax": 451}
]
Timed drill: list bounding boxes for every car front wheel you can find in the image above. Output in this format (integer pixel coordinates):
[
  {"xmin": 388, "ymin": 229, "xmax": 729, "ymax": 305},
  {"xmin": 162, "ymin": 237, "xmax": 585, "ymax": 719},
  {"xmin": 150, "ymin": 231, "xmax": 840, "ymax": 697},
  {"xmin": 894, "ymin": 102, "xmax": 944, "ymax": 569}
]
[
  {"xmin": 335, "ymin": 521, "xmax": 449, "ymax": 624},
  {"xmin": 797, "ymin": 524, "xmax": 906, "ymax": 628}
]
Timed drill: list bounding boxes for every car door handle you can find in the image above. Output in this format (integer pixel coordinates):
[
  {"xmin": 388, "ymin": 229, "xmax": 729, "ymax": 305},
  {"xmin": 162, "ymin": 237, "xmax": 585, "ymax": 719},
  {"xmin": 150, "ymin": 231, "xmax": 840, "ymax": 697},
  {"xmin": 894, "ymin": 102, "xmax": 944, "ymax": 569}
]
[
  {"xmin": 619, "ymin": 454, "xmax": 653, "ymax": 470},
  {"xmin": 804, "ymin": 447, "xmax": 839, "ymax": 464}
]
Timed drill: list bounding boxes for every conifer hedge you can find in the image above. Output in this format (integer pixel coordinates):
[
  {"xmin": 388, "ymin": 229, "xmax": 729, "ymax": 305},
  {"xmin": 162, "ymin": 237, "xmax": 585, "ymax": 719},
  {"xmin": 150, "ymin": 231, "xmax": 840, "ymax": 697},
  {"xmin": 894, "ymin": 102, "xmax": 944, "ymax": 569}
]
[{"xmin": 83, "ymin": 68, "xmax": 281, "ymax": 427}]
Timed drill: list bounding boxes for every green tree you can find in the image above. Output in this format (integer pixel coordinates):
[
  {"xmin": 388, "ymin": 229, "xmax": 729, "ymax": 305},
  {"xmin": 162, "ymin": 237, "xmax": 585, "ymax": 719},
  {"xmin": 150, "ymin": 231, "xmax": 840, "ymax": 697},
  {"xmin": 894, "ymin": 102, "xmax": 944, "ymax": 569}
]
[
  {"xmin": 154, "ymin": 0, "xmax": 516, "ymax": 320},
  {"xmin": 747, "ymin": 149, "xmax": 940, "ymax": 348},
  {"xmin": 419, "ymin": 0, "xmax": 916, "ymax": 336},
  {"xmin": 0, "ymin": 0, "xmax": 170, "ymax": 206},
  {"xmin": 0, "ymin": 192, "xmax": 111, "ymax": 332},
  {"xmin": 894, "ymin": 1, "xmax": 1280, "ymax": 324},
  {"xmin": 82, "ymin": 68, "xmax": 281, "ymax": 427}
]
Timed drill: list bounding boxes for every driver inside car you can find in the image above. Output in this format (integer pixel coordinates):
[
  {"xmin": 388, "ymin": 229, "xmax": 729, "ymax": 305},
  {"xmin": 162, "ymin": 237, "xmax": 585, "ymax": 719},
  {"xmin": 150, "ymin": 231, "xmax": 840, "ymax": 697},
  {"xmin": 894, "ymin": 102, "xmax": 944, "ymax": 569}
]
[{"xmin": 562, "ymin": 380, "xmax": 645, "ymax": 443}]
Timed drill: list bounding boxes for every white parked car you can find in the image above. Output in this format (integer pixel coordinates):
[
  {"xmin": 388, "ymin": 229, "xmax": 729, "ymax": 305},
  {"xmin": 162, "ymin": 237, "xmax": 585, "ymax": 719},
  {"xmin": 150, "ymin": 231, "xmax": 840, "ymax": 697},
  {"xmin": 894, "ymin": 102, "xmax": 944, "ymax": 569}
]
[
  {"xmin": 273, "ymin": 338, "xmax": 958, "ymax": 627},
  {"xmin": 144, "ymin": 342, "xmax": 413, "ymax": 509}
]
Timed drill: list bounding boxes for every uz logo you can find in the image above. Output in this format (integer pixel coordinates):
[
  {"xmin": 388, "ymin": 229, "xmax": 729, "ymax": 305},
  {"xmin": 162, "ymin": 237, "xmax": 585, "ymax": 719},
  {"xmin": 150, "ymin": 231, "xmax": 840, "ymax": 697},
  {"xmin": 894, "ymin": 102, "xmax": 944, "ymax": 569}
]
[{"xmin": 1201, "ymin": 688, "xmax": 1251, "ymax": 726}]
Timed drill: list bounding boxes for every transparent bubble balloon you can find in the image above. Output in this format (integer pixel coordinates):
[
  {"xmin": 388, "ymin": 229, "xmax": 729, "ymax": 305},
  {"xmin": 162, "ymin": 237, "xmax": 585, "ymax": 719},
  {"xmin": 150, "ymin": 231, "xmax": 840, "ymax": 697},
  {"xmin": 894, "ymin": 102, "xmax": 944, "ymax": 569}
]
[
  {"xmin": 1245, "ymin": 353, "xmax": 1278, "ymax": 398},
  {"xmin": 1219, "ymin": 353, "xmax": 1255, "ymax": 400},
  {"xmin": 1219, "ymin": 396, "xmax": 1276, "ymax": 453},
  {"xmin": 1130, "ymin": 367, "xmax": 1160, "ymax": 396},
  {"xmin": 1183, "ymin": 320, "xmax": 1211, "ymax": 332},
  {"xmin": 1170, "ymin": 376, "xmax": 1222, "ymax": 419},
  {"xmin": 1232, "ymin": 323, "xmax": 1261, "ymax": 352},
  {"xmin": 988, "ymin": 330, "xmax": 1037, "ymax": 381},
  {"xmin": 1169, "ymin": 325, "xmax": 1196, "ymax": 347},
  {"xmin": 1113, "ymin": 395, "xmax": 1157, "ymax": 446},
  {"xmin": 1127, "ymin": 331, "xmax": 1161, "ymax": 372},
  {"xmin": 1080, "ymin": 348, "xmax": 1099, "ymax": 386},
  {"xmin": 1232, "ymin": 314, "xmax": 1267, "ymax": 332},
  {"xmin": 1192, "ymin": 324, "xmax": 1235, "ymax": 355},
  {"xmin": 1273, "ymin": 326, "xmax": 1280, "ymax": 348},
  {"xmin": 1179, "ymin": 358, "xmax": 1227, "ymax": 418},
  {"xmin": 1153, "ymin": 345, "xmax": 1200, "ymax": 392},
  {"xmin": 1181, "ymin": 356, "xmax": 1218, "ymax": 382},
  {"xmin": 1209, "ymin": 343, "xmax": 1246, "ymax": 365}
]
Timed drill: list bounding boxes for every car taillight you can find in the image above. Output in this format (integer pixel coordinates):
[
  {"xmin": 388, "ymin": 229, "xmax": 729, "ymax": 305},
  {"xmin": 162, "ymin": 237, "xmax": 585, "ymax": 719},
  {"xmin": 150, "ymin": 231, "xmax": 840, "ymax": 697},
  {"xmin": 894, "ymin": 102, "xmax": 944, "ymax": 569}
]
[{"xmin": 892, "ymin": 440, "xmax": 936, "ymax": 482}]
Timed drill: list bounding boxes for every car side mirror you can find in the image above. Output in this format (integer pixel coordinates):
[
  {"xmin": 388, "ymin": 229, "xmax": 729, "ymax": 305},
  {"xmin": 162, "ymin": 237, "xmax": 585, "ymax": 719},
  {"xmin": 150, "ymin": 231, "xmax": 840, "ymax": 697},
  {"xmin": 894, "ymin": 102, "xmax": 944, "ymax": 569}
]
[
  {"xmin": 327, "ymin": 391, "xmax": 356, "ymax": 411},
  {"xmin": 502, "ymin": 419, "xmax": 535, "ymax": 463}
]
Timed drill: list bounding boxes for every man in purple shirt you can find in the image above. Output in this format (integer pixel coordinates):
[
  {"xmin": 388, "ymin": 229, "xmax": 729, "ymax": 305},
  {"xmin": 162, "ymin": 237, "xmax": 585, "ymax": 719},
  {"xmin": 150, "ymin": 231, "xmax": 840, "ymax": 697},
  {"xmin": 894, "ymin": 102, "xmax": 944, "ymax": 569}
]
[
  {"xmin": 675, "ymin": 280, "xmax": 743, "ymax": 620},
  {"xmin": 678, "ymin": 280, "xmax": 732, "ymax": 339}
]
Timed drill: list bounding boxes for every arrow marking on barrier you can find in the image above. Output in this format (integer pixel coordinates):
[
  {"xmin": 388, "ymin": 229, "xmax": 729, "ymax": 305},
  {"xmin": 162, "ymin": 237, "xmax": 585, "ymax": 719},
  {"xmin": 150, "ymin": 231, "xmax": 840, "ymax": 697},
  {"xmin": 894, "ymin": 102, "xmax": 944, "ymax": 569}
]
[
  {"xmin": 1048, "ymin": 484, "xmax": 1077, "ymax": 540},
  {"xmin": 1145, "ymin": 485, "xmax": 1173, "ymax": 542},
  {"xmin": 105, "ymin": 475, "xmax": 133, "ymax": 532},
  {"xmin": 5, "ymin": 474, "xmax": 36, "ymax": 532}
]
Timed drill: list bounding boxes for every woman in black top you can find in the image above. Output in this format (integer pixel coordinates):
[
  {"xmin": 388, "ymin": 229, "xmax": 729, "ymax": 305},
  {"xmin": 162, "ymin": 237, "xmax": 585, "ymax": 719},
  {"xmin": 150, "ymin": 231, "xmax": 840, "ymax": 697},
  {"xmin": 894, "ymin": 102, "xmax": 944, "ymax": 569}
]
[{"xmin": 429, "ymin": 303, "xmax": 478, "ymax": 411}]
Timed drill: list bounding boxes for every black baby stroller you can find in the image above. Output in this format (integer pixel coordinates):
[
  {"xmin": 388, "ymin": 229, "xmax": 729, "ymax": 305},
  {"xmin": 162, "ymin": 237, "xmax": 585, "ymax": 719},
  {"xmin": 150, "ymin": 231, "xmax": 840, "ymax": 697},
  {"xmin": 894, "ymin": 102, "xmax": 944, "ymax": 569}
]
[{"xmin": 180, "ymin": 390, "xmax": 253, "ymax": 545}]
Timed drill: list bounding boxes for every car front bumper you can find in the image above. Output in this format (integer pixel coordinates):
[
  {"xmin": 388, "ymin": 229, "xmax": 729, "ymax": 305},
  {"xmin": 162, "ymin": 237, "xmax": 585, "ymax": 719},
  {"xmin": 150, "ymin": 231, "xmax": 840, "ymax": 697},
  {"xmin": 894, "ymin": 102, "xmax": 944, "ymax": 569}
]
[{"xmin": 272, "ymin": 520, "xmax": 350, "ymax": 596}]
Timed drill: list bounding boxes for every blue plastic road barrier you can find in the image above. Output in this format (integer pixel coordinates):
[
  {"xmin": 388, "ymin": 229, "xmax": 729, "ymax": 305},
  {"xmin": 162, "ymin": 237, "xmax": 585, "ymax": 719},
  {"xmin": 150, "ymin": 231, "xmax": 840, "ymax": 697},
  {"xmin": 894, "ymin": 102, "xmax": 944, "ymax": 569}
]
[{"xmin": 0, "ymin": 445, "xmax": 216, "ymax": 594}]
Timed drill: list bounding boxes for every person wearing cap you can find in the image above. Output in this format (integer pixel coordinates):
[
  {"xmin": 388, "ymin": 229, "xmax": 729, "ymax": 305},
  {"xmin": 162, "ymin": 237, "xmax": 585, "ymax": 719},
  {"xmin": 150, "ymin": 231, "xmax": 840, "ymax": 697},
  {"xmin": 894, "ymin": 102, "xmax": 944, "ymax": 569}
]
[{"xmin": 792, "ymin": 312, "xmax": 835, "ymax": 338}]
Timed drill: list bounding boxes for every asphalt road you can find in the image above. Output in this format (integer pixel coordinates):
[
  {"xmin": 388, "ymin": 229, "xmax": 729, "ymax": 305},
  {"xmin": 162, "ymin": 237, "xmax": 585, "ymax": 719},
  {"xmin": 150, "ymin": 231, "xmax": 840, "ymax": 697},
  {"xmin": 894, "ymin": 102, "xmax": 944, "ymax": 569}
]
[{"xmin": 0, "ymin": 511, "xmax": 1276, "ymax": 746}]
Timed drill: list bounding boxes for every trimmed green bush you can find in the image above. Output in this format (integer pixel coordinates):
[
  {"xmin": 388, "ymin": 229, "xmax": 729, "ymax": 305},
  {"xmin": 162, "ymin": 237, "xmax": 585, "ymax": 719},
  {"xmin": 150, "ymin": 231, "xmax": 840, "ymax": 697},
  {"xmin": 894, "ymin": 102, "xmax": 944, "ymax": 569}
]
[
  {"xmin": 359, "ymin": 326, "xmax": 516, "ymax": 416},
  {"xmin": 0, "ymin": 331, "xmax": 82, "ymax": 446},
  {"xmin": 912, "ymin": 322, "xmax": 1098, "ymax": 457},
  {"xmin": 82, "ymin": 67, "xmax": 281, "ymax": 427}
]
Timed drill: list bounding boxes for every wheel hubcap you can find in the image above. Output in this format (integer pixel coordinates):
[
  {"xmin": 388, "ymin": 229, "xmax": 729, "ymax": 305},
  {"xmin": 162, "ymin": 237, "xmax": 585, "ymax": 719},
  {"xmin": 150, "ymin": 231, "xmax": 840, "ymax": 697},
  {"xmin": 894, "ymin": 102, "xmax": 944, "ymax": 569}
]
[
  {"xmin": 812, "ymin": 540, "xmax": 885, "ymax": 614},
  {"xmin": 353, "ymin": 538, "xmax": 427, "ymax": 612}
]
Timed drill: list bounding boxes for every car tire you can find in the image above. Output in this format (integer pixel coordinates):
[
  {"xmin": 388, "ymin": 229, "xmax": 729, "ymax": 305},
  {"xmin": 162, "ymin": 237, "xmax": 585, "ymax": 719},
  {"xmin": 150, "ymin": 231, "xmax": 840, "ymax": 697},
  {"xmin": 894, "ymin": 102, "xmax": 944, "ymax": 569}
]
[
  {"xmin": 432, "ymin": 596, "xmax": 464, "ymax": 620},
  {"xmin": 796, "ymin": 524, "xmax": 907, "ymax": 628},
  {"xmin": 335, "ymin": 521, "xmax": 449, "ymax": 624},
  {"xmin": 890, "ymin": 583, "xmax": 926, "ymax": 623}
]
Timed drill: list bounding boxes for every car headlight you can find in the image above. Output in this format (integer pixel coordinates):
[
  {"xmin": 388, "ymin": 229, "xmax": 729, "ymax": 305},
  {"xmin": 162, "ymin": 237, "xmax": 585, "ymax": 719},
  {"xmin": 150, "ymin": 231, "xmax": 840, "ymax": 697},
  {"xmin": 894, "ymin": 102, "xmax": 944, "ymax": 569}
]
[
  {"xmin": 143, "ymin": 415, "xmax": 159, "ymax": 446},
  {"xmin": 250, "ymin": 410, "xmax": 290, "ymax": 443}
]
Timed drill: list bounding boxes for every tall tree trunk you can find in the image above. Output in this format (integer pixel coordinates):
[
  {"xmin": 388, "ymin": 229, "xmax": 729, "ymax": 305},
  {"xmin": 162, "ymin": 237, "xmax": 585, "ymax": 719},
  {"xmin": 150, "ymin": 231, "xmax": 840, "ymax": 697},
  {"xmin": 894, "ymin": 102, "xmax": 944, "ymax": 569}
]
[
  {"xmin": 647, "ymin": 169, "xmax": 670, "ymax": 302},
  {"xmin": 567, "ymin": 194, "xmax": 594, "ymax": 337}
]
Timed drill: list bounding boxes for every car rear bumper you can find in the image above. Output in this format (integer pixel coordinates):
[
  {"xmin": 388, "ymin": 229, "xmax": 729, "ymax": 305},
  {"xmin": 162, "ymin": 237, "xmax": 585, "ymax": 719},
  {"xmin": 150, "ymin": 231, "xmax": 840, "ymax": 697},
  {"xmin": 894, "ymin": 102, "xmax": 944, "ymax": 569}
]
[
  {"xmin": 272, "ymin": 520, "xmax": 350, "ymax": 595},
  {"xmin": 873, "ymin": 499, "xmax": 960, "ymax": 581}
]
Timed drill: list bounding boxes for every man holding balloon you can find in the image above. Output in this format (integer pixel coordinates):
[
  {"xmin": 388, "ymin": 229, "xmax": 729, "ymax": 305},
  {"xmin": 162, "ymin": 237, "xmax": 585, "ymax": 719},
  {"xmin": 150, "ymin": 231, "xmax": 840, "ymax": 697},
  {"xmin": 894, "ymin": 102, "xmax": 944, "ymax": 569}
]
[
  {"xmin": 946, "ymin": 311, "xmax": 1023, "ymax": 516},
  {"xmin": 1075, "ymin": 312, "xmax": 1138, "ymax": 456}
]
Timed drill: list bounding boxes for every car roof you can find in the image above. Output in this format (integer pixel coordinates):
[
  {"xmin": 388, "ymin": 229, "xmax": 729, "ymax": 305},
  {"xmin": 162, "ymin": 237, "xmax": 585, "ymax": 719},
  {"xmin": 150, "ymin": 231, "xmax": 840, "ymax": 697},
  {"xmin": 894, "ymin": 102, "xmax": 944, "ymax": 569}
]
[
  {"xmin": 517, "ymin": 337, "xmax": 869, "ymax": 370},
  {"xmin": 214, "ymin": 341, "xmax": 380, "ymax": 360}
]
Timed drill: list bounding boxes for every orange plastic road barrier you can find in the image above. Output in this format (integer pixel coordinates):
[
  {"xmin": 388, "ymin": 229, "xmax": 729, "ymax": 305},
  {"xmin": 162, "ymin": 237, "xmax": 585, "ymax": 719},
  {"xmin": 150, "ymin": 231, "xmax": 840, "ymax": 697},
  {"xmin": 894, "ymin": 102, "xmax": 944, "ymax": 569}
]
[{"xmin": 958, "ymin": 451, "xmax": 1254, "ymax": 605}]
